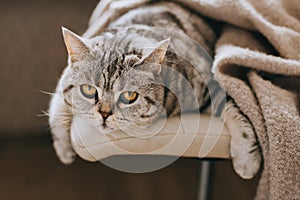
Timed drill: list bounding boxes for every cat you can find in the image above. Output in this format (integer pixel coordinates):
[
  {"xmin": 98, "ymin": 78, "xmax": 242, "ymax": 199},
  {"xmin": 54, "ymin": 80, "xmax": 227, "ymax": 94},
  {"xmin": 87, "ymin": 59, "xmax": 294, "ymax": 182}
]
[{"xmin": 49, "ymin": 2, "xmax": 261, "ymax": 179}]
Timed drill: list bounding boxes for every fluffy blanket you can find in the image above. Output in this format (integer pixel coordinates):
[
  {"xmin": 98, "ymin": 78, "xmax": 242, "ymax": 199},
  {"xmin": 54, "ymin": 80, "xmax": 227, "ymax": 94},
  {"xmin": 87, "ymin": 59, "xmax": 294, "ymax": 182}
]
[{"xmin": 83, "ymin": 0, "xmax": 300, "ymax": 199}]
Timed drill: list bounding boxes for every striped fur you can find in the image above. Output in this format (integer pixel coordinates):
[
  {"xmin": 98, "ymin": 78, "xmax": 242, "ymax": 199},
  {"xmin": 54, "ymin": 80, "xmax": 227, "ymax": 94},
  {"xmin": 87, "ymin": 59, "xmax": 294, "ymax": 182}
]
[
  {"xmin": 49, "ymin": 1, "xmax": 260, "ymax": 179},
  {"xmin": 57, "ymin": 2, "xmax": 224, "ymax": 130}
]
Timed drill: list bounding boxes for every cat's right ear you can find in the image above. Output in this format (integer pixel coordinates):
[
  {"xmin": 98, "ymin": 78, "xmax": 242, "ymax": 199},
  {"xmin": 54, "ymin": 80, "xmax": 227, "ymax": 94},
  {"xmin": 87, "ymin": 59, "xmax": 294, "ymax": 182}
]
[{"xmin": 62, "ymin": 27, "xmax": 91, "ymax": 63}]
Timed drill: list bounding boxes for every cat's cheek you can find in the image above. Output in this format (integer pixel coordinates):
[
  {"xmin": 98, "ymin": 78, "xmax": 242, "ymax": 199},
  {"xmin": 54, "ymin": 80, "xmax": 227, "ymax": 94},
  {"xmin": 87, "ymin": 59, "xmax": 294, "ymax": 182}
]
[{"xmin": 82, "ymin": 115, "xmax": 99, "ymax": 129}]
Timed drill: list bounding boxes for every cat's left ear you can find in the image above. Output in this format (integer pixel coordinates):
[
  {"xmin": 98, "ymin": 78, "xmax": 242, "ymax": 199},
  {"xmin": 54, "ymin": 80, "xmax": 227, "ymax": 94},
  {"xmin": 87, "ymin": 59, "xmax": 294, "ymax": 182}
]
[
  {"xmin": 140, "ymin": 38, "xmax": 170, "ymax": 73},
  {"xmin": 62, "ymin": 27, "xmax": 91, "ymax": 63}
]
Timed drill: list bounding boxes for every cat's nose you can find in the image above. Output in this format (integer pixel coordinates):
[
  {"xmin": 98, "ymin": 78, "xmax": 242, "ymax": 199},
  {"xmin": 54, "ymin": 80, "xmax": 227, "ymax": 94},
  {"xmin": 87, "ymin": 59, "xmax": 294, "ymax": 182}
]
[{"xmin": 99, "ymin": 111, "xmax": 112, "ymax": 120}]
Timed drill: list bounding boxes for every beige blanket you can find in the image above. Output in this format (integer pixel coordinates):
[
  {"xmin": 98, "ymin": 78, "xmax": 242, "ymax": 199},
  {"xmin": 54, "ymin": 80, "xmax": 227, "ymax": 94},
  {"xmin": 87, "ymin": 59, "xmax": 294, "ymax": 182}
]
[{"xmin": 84, "ymin": 0, "xmax": 300, "ymax": 199}]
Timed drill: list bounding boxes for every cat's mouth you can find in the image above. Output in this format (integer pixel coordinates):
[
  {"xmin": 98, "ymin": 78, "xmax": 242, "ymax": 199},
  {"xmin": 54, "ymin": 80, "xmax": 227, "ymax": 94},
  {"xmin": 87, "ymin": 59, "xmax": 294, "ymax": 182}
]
[
  {"xmin": 101, "ymin": 123, "xmax": 109, "ymax": 129},
  {"xmin": 99, "ymin": 122, "xmax": 115, "ymax": 133}
]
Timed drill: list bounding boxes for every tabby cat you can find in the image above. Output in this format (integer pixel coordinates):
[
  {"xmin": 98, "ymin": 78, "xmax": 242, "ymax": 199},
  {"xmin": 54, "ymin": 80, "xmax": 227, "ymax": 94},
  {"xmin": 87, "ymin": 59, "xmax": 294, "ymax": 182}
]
[{"xmin": 49, "ymin": 2, "xmax": 260, "ymax": 179}]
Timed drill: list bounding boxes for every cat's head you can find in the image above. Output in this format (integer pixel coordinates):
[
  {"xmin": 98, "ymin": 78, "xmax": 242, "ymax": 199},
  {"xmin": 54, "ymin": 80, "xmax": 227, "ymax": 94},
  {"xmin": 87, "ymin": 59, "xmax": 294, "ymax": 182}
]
[{"xmin": 60, "ymin": 28, "xmax": 170, "ymax": 134}]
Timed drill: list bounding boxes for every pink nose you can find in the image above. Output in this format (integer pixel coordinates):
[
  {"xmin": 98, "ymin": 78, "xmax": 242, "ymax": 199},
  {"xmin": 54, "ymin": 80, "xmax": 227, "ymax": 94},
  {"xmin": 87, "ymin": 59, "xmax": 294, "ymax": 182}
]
[{"xmin": 100, "ymin": 112, "xmax": 111, "ymax": 120}]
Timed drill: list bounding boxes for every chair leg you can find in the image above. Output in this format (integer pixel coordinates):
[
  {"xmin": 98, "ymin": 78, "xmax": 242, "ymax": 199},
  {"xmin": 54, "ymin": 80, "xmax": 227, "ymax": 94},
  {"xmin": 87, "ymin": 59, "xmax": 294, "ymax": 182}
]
[{"xmin": 197, "ymin": 160, "xmax": 211, "ymax": 200}]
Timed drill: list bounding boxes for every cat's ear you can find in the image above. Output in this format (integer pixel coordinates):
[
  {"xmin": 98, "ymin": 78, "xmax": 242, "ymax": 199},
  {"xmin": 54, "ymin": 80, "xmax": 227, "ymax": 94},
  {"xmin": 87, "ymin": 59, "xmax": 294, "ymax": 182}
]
[
  {"xmin": 140, "ymin": 38, "xmax": 170, "ymax": 73},
  {"xmin": 62, "ymin": 27, "xmax": 91, "ymax": 63},
  {"xmin": 143, "ymin": 38, "xmax": 170, "ymax": 64}
]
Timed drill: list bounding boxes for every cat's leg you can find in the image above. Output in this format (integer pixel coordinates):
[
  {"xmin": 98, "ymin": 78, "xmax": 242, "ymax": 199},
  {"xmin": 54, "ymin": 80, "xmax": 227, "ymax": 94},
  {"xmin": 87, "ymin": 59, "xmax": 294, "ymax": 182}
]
[
  {"xmin": 49, "ymin": 93, "xmax": 76, "ymax": 164},
  {"xmin": 222, "ymin": 100, "xmax": 261, "ymax": 179}
]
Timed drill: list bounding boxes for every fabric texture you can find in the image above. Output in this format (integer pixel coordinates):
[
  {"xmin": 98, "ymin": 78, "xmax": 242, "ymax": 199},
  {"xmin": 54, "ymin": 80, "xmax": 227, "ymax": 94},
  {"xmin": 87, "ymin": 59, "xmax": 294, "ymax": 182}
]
[{"xmin": 84, "ymin": 0, "xmax": 300, "ymax": 199}]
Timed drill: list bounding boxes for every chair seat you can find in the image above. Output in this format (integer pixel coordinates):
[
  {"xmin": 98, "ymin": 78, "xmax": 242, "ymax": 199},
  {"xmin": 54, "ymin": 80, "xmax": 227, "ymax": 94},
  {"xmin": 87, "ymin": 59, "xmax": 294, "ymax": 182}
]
[{"xmin": 71, "ymin": 113, "xmax": 230, "ymax": 162}]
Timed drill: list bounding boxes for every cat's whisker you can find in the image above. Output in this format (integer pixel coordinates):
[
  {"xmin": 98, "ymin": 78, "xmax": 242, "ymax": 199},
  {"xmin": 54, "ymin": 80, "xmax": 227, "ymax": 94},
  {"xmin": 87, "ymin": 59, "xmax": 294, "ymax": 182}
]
[
  {"xmin": 37, "ymin": 110, "xmax": 51, "ymax": 117},
  {"xmin": 56, "ymin": 117, "xmax": 71, "ymax": 122},
  {"xmin": 37, "ymin": 114, "xmax": 49, "ymax": 117},
  {"xmin": 51, "ymin": 115, "xmax": 73, "ymax": 120},
  {"xmin": 39, "ymin": 90, "xmax": 57, "ymax": 96},
  {"xmin": 53, "ymin": 113, "xmax": 72, "ymax": 117},
  {"xmin": 42, "ymin": 110, "xmax": 49, "ymax": 114},
  {"xmin": 50, "ymin": 120, "xmax": 72, "ymax": 128},
  {"xmin": 72, "ymin": 112, "xmax": 88, "ymax": 115},
  {"xmin": 53, "ymin": 116, "xmax": 72, "ymax": 120},
  {"xmin": 38, "ymin": 110, "xmax": 74, "ymax": 119},
  {"xmin": 56, "ymin": 108, "xmax": 87, "ymax": 115}
]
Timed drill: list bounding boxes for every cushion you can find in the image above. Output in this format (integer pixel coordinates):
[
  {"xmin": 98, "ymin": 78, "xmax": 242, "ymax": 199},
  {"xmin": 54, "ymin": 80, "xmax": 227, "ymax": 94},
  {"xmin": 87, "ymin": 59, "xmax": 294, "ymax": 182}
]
[{"xmin": 71, "ymin": 113, "xmax": 230, "ymax": 162}]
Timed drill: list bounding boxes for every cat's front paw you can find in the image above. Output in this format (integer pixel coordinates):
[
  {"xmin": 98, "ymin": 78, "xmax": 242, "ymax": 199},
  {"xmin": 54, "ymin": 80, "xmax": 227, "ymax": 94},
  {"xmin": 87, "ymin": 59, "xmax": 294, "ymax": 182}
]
[
  {"xmin": 230, "ymin": 133, "xmax": 261, "ymax": 179},
  {"xmin": 223, "ymin": 100, "xmax": 261, "ymax": 179},
  {"xmin": 53, "ymin": 140, "xmax": 76, "ymax": 164}
]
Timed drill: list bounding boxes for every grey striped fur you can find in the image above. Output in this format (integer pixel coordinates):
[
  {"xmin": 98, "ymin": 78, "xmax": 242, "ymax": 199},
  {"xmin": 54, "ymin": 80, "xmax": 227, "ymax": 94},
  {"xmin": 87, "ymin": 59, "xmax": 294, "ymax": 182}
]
[
  {"xmin": 49, "ymin": 2, "xmax": 261, "ymax": 179},
  {"xmin": 56, "ymin": 2, "xmax": 226, "ymax": 134}
]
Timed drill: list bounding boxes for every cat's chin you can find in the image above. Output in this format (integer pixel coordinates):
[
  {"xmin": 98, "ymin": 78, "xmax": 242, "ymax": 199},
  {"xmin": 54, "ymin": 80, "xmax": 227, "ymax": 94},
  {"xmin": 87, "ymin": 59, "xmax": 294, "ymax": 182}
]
[{"xmin": 97, "ymin": 125, "xmax": 117, "ymax": 135}]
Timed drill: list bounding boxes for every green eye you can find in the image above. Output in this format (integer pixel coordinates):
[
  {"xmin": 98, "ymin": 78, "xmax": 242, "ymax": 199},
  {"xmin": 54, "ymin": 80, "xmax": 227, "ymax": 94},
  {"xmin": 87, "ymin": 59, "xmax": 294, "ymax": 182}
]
[
  {"xmin": 119, "ymin": 91, "xmax": 138, "ymax": 104},
  {"xmin": 80, "ymin": 84, "xmax": 97, "ymax": 99}
]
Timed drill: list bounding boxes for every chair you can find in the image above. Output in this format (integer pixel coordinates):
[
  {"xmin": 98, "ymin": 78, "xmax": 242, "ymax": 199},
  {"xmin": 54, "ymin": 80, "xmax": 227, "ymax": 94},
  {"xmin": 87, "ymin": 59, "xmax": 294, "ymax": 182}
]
[{"xmin": 71, "ymin": 113, "xmax": 230, "ymax": 200}]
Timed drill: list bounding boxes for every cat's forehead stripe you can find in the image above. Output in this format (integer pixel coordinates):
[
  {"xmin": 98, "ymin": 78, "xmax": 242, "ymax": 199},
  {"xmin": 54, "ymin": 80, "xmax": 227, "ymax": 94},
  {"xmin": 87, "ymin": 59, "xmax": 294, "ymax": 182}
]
[{"xmin": 102, "ymin": 52, "xmax": 124, "ymax": 91}]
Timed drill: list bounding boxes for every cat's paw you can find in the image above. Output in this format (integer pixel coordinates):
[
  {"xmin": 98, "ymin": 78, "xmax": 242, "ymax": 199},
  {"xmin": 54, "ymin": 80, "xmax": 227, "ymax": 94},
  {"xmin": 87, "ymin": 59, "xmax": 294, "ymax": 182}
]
[
  {"xmin": 223, "ymin": 100, "xmax": 261, "ymax": 179},
  {"xmin": 230, "ymin": 133, "xmax": 261, "ymax": 179},
  {"xmin": 53, "ymin": 140, "xmax": 76, "ymax": 164}
]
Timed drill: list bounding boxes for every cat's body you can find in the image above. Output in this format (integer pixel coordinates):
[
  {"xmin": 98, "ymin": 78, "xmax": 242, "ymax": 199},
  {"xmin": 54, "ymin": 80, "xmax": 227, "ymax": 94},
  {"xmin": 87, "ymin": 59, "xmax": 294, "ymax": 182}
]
[{"xmin": 49, "ymin": 2, "xmax": 260, "ymax": 179}]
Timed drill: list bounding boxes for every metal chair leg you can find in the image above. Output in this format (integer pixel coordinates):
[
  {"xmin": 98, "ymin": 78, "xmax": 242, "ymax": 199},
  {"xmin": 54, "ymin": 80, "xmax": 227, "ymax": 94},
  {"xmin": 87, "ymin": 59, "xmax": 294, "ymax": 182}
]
[{"xmin": 197, "ymin": 160, "xmax": 211, "ymax": 200}]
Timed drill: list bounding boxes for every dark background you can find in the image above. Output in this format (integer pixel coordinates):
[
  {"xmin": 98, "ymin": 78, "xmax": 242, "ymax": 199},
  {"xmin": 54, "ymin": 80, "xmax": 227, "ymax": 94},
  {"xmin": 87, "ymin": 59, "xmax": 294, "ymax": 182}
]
[
  {"xmin": 0, "ymin": 0, "xmax": 259, "ymax": 199},
  {"xmin": 0, "ymin": 0, "xmax": 99, "ymax": 135}
]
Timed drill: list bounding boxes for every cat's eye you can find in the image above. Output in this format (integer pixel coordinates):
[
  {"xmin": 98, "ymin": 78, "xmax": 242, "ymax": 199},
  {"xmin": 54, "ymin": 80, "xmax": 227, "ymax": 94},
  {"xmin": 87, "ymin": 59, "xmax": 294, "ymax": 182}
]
[
  {"xmin": 119, "ymin": 91, "xmax": 138, "ymax": 104},
  {"xmin": 80, "ymin": 84, "xmax": 97, "ymax": 99}
]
